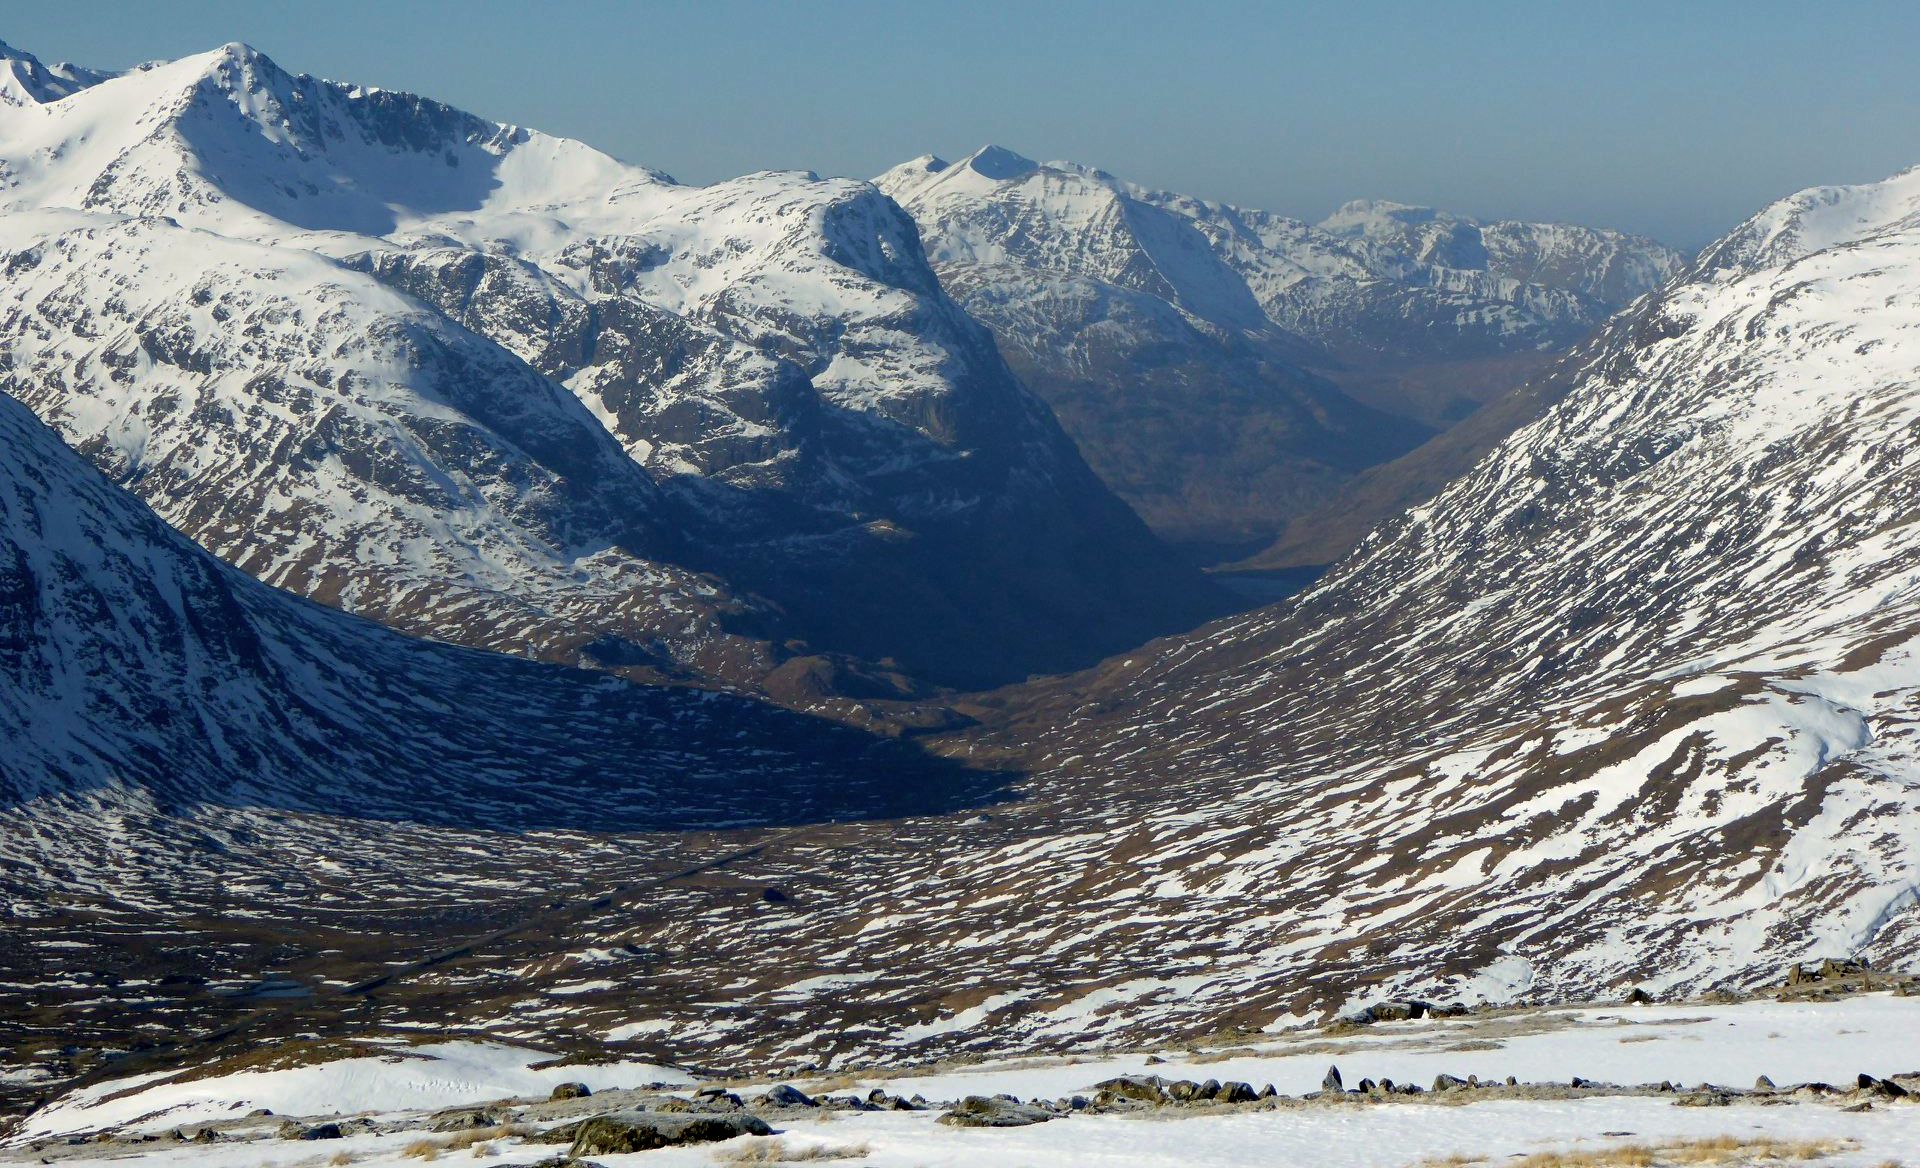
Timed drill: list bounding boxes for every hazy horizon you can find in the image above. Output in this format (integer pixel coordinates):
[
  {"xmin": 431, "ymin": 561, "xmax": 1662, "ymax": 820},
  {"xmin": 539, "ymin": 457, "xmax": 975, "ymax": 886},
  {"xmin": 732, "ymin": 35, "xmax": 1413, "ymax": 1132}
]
[{"xmin": 10, "ymin": 0, "xmax": 1920, "ymax": 251}]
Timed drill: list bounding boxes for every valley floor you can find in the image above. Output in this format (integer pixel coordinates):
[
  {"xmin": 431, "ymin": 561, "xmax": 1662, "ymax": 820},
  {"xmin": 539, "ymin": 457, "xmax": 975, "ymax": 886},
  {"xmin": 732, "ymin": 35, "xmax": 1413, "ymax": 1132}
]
[{"xmin": 9, "ymin": 995, "xmax": 1919, "ymax": 1167}]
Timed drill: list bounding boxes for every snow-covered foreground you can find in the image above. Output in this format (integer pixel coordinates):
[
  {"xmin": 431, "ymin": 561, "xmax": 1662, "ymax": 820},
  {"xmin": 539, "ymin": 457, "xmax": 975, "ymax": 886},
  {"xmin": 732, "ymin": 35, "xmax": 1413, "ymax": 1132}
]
[
  {"xmin": 13, "ymin": 1100, "xmax": 1920, "ymax": 1168},
  {"xmin": 10, "ymin": 995, "xmax": 1919, "ymax": 1167},
  {"xmin": 16, "ymin": 1041, "xmax": 692, "ymax": 1139},
  {"xmin": 839, "ymin": 994, "xmax": 1920, "ymax": 1103}
]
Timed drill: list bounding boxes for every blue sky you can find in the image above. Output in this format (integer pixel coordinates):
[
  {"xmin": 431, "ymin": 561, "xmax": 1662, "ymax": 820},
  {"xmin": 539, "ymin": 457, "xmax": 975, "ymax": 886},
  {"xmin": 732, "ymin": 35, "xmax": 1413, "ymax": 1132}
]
[{"xmin": 9, "ymin": 0, "xmax": 1919, "ymax": 249}]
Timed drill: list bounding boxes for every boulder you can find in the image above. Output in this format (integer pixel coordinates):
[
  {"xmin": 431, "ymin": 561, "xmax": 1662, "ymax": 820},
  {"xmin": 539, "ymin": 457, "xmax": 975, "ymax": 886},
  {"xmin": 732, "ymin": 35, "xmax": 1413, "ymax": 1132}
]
[
  {"xmin": 865, "ymin": 1088, "xmax": 915, "ymax": 1110},
  {"xmin": 278, "ymin": 1122, "xmax": 344, "ymax": 1141},
  {"xmin": 1091, "ymin": 1075, "xmax": 1169, "ymax": 1107},
  {"xmin": 938, "ymin": 1096, "xmax": 1053, "ymax": 1128},
  {"xmin": 1858, "ymin": 1074, "xmax": 1909, "ymax": 1098},
  {"xmin": 755, "ymin": 1084, "xmax": 816, "ymax": 1109},
  {"xmin": 1432, "ymin": 1074, "xmax": 1467, "ymax": 1092},
  {"xmin": 431, "ymin": 1107, "xmax": 503, "ymax": 1131},
  {"xmin": 1755, "ymin": 1075, "xmax": 1776, "ymax": 1091},
  {"xmin": 1166, "ymin": 1080, "xmax": 1201, "ymax": 1101},
  {"xmin": 693, "ymin": 1087, "xmax": 743, "ymax": 1108},
  {"xmin": 549, "ymin": 1082, "xmax": 592, "ymax": 1101},
  {"xmin": 1625, "ymin": 987, "xmax": 1654, "ymax": 1005},
  {"xmin": 1217, "ymin": 1081, "xmax": 1258, "ymax": 1104},
  {"xmin": 1195, "ymin": 1079, "xmax": 1222, "ymax": 1101},
  {"xmin": 1674, "ymin": 1092, "xmax": 1732, "ymax": 1107},
  {"xmin": 1321, "ymin": 1065, "xmax": 1344, "ymax": 1093},
  {"xmin": 569, "ymin": 1112, "xmax": 771, "ymax": 1155}
]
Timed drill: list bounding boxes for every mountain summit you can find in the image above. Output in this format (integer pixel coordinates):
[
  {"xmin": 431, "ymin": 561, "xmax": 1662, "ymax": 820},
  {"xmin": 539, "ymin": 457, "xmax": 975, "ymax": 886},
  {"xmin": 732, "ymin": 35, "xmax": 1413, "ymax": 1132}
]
[
  {"xmin": 879, "ymin": 148, "xmax": 1684, "ymax": 555},
  {"xmin": 0, "ymin": 43, "xmax": 1216, "ymax": 694}
]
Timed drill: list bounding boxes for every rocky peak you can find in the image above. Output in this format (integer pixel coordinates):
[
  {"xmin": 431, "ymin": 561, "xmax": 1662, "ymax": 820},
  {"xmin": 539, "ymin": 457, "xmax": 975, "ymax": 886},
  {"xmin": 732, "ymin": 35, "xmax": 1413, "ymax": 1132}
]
[{"xmin": 962, "ymin": 143, "xmax": 1040, "ymax": 181}]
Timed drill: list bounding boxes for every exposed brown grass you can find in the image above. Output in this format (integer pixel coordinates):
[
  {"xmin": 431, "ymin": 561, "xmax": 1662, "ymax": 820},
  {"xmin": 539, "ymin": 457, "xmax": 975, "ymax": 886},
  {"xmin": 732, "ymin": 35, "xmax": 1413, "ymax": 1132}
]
[
  {"xmin": 713, "ymin": 1137, "xmax": 871, "ymax": 1162},
  {"xmin": 447, "ymin": 1124, "xmax": 528, "ymax": 1149},
  {"xmin": 1493, "ymin": 1135, "xmax": 1851, "ymax": 1167},
  {"xmin": 1189, "ymin": 1046, "xmax": 1261, "ymax": 1064},
  {"xmin": 400, "ymin": 1125, "xmax": 530, "ymax": 1161},
  {"xmin": 327, "ymin": 1154, "xmax": 356, "ymax": 1168}
]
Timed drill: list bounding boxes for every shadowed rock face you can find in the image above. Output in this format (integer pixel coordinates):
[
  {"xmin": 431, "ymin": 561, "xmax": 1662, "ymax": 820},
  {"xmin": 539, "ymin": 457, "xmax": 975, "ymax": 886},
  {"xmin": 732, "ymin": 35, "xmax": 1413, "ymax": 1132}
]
[
  {"xmin": 878, "ymin": 148, "xmax": 1685, "ymax": 557},
  {"xmin": 0, "ymin": 44, "xmax": 1218, "ymax": 700},
  {"xmin": 0, "ymin": 383, "xmax": 1012, "ymax": 829}
]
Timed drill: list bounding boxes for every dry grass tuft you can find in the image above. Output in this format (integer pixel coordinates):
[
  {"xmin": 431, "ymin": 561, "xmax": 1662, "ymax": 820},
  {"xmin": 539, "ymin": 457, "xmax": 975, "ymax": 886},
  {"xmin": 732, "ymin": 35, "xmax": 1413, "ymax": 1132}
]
[
  {"xmin": 1443, "ymin": 1039, "xmax": 1505, "ymax": 1052},
  {"xmin": 400, "ymin": 1127, "xmax": 530, "ymax": 1161},
  {"xmin": 1189, "ymin": 1046, "xmax": 1261, "ymax": 1064},
  {"xmin": 1497, "ymin": 1135, "xmax": 1851, "ymax": 1167},
  {"xmin": 327, "ymin": 1154, "xmax": 356, "ymax": 1168},
  {"xmin": 713, "ymin": 1136, "xmax": 871, "ymax": 1162}
]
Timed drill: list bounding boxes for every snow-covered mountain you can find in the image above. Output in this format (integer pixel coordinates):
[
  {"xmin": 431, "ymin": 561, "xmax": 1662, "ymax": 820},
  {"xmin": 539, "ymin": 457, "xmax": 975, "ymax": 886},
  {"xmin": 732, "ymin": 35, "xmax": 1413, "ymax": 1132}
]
[
  {"xmin": 0, "ymin": 44, "xmax": 1212, "ymax": 693},
  {"xmin": 0, "ymin": 366, "xmax": 1010, "ymax": 1108},
  {"xmin": 878, "ymin": 146, "xmax": 1684, "ymax": 551},
  {"xmin": 0, "ymin": 38, "xmax": 111, "ymax": 107},
  {"xmin": 378, "ymin": 162, "xmax": 1920, "ymax": 1076},
  {"xmin": 872, "ymin": 161, "xmax": 1920, "ymax": 1042},
  {"xmin": 0, "ymin": 376, "xmax": 991, "ymax": 830}
]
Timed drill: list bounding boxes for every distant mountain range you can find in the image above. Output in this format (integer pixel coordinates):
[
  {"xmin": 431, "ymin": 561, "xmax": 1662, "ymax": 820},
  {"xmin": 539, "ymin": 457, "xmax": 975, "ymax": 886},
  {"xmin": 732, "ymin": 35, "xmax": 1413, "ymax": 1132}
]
[
  {"xmin": 0, "ymin": 41, "xmax": 1214, "ymax": 701},
  {"xmin": 880, "ymin": 146, "xmax": 1684, "ymax": 554}
]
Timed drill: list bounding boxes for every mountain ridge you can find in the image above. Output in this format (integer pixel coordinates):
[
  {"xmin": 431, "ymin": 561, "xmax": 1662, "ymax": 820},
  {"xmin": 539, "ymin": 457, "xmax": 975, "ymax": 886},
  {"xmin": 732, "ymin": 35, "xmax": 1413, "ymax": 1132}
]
[
  {"xmin": 877, "ymin": 144, "xmax": 1685, "ymax": 554},
  {"xmin": 0, "ymin": 42, "xmax": 1219, "ymax": 695}
]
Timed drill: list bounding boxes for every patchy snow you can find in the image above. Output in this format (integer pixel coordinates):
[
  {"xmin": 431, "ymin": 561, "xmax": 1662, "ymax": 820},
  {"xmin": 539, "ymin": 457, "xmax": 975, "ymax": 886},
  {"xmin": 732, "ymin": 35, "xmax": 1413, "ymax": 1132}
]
[
  {"xmin": 16, "ymin": 1041, "xmax": 692, "ymax": 1138},
  {"xmin": 17, "ymin": 998, "xmax": 1920, "ymax": 1167}
]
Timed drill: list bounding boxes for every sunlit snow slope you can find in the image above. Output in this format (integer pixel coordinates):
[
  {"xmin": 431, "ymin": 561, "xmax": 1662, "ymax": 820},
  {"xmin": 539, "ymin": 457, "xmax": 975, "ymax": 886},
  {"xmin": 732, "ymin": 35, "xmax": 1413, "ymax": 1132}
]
[{"xmin": 0, "ymin": 43, "xmax": 1211, "ymax": 692}]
